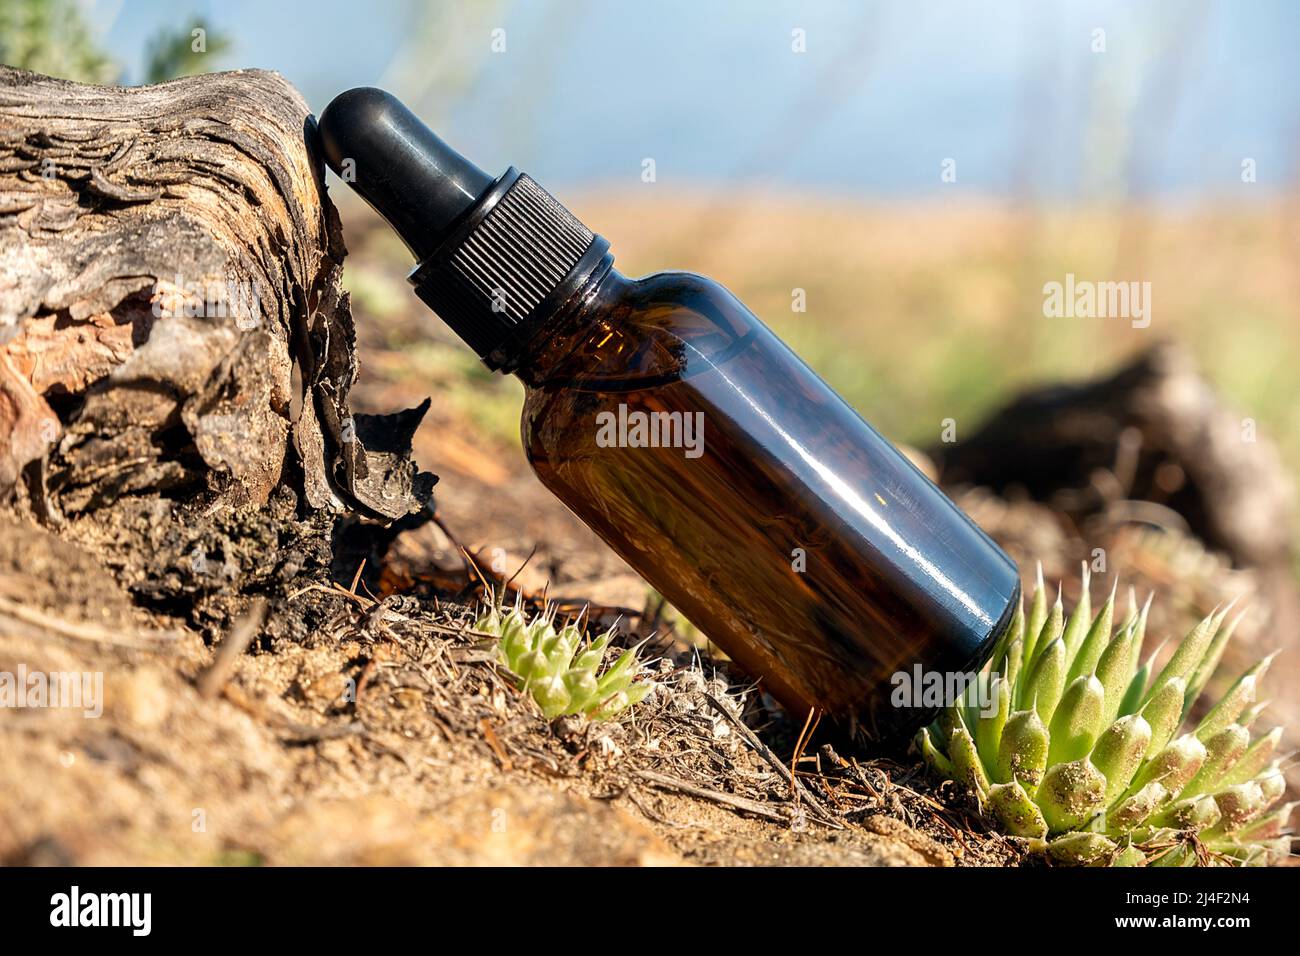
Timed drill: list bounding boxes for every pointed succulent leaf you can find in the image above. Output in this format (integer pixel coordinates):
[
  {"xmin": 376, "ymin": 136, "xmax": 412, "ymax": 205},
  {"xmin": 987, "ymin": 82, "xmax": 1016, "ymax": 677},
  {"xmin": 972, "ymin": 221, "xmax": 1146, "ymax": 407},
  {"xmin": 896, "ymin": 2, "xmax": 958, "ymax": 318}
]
[
  {"xmin": 1094, "ymin": 621, "xmax": 1137, "ymax": 728},
  {"xmin": 1125, "ymin": 594, "xmax": 1152, "ymax": 683},
  {"xmin": 1047, "ymin": 831, "xmax": 1117, "ymax": 865},
  {"xmin": 1218, "ymin": 727, "xmax": 1281, "ymax": 787},
  {"xmin": 572, "ymin": 630, "xmax": 614, "ymax": 671},
  {"xmin": 1107, "ymin": 782, "xmax": 1167, "ymax": 833},
  {"xmin": 1130, "ymin": 734, "xmax": 1206, "ymax": 795},
  {"xmin": 1237, "ymin": 700, "xmax": 1269, "ymax": 729},
  {"xmin": 987, "ymin": 596, "xmax": 1025, "ymax": 680},
  {"xmin": 1235, "ymin": 802, "xmax": 1297, "ymax": 842},
  {"xmin": 591, "ymin": 690, "xmax": 630, "ymax": 719},
  {"xmin": 974, "ymin": 675, "xmax": 1010, "ymax": 778},
  {"xmin": 1255, "ymin": 766, "xmax": 1285, "ymax": 805},
  {"xmin": 1208, "ymin": 782, "xmax": 1267, "ymax": 834},
  {"xmin": 1179, "ymin": 724, "xmax": 1249, "ymax": 799},
  {"xmin": 499, "ymin": 610, "xmax": 532, "ymax": 669},
  {"xmin": 1023, "ymin": 592, "xmax": 1064, "ymax": 692},
  {"xmin": 1092, "ymin": 714, "xmax": 1152, "ymax": 806},
  {"xmin": 996, "ymin": 709, "xmax": 1049, "ymax": 791},
  {"xmin": 1047, "ymin": 675, "xmax": 1105, "ymax": 766},
  {"xmin": 961, "ymin": 671, "xmax": 990, "ymax": 740},
  {"xmin": 1112, "ymin": 844, "xmax": 1147, "ymax": 867},
  {"xmin": 623, "ymin": 680, "xmax": 653, "ymax": 707},
  {"xmin": 532, "ymin": 675, "xmax": 571, "ymax": 719},
  {"xmin": 1025, "ymin": 637, "xmax": 1067, "ymax": 725},
  {"xmin": 543, "ymin": 627, "xmax": 580, "ymax": 675},
  {"xmin": 948, "ymin": 725, "xmax": 990, "ymax": 798},
  {"xmin": 1138, "ymin": 677, "xmax": 1186, "ymax": 758},
  {"xmin": 562, "ymin": 668, "xmax": 599, "ymax": 712},
  {"xmin": 1144, "ymin": 608, "xmax": 1224, "ymax": 710},
  {"xmin": 514, "ymin": 649, "xmax": 548, "ymax": 683},
  {"xmin": 595, "ymin": 647, "xmax": 641, "ymax": 697},
  {"xmin": 1060, "ymin": 565, "xmax": 1092, "ymax": 661},
  {"xmin": 1002, "ymin": 637, "xmax": 1024, "ymax": 694},
  {"xmin": 1152, "ymin": 794, "xmax": 1220, "ymax": 831},
  {"xmin": 1037, "ymin": 759, "xmax": 1107, "ymax": 833},
  {"xmin": 1184, "ymin": 609, "xmax": 1241, "ymax": 711},
  {"xmin": 1118, "ymin": 656, "xmax": 1151, "ymax": 720},
  {"xmin": 917, "ymin": 726, "xmax": 956, "ymax": 778},
  {"xmin": 474, "ymin": 606, "xmax": 501, "ymax": 633},
  {"xmin": 1194, "ymin": 654, "xmax": 1273, "ymax": 743},
  {"xmin": 1022, "ymin": 565, "xmax": 1048, "ymax": 669},
  {"xmin": 1067, "ymin": 580, "xmax": 1117, "ymax": 685},
  {"xmin": 987, "ymin": 781, "xmax": 1048, "ymax": 838}
]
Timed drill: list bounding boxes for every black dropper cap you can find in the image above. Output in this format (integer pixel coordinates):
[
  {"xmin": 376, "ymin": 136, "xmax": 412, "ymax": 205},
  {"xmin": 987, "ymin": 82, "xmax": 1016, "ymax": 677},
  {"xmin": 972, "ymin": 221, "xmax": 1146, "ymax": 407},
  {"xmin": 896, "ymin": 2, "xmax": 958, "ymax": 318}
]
[{"xmin": 317, "ymin": 87, "xmax": 610, "ymax": 370}]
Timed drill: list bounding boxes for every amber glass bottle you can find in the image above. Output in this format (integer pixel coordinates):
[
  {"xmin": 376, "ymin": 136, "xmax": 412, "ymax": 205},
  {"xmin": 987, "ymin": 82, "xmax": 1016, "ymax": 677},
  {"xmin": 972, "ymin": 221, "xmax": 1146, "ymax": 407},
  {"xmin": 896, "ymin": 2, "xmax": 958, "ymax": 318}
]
[{"xmin": 319, "ymin": 88, "xmax": 1021, "ymax": 738}]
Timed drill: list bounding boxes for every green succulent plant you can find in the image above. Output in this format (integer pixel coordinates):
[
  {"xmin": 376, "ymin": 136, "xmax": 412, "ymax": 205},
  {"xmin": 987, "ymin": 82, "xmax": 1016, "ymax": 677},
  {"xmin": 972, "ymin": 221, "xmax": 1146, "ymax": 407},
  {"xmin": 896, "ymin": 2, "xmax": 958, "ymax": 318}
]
[
  {"xmin": 918, "ymin": 566, "xmax": 1293, "ymax": 866},
  {"xmin": 475, "ymin": 603, "xmax": 652, "ymax": 720}
]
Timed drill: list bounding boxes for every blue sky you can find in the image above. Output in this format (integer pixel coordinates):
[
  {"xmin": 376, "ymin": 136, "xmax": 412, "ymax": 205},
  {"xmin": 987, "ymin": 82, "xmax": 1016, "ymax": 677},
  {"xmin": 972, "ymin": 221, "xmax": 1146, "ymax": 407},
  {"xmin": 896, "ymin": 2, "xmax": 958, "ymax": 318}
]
[{"xmin": 94, "ymin": 0, "xmax": 1300, "ymax": 199}]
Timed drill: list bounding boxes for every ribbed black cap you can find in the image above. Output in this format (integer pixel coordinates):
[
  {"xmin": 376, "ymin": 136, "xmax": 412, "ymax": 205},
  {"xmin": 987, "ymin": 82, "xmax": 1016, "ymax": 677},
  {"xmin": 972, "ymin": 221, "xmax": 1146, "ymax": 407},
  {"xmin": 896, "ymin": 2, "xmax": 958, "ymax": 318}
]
[{"xmin": 317, "ymin": 87, "xmax": 609, "ymax": 370}]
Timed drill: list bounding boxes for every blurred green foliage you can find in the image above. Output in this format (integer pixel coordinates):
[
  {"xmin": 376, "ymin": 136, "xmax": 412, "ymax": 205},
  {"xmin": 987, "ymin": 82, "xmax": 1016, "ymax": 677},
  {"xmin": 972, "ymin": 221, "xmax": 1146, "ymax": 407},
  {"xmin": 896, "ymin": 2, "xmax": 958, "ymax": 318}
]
[
  {"xmin": 0, "ymin": 0, "xmax": 230, "ymax": 83},
  {"xmin": 0, "ymin": 0, "xmax": 117, "ymax": 83},
  {"xmin": 143, "ymin": 19, "xmax": 231, "ymax": 84}
]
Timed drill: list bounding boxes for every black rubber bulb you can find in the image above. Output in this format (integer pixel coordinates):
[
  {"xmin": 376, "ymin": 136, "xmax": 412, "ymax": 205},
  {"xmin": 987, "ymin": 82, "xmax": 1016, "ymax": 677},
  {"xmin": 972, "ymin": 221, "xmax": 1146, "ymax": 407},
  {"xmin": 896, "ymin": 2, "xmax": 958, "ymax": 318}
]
[{"xmin": 316, "ymin": 87, "xmax": 494, "ymax": 260}]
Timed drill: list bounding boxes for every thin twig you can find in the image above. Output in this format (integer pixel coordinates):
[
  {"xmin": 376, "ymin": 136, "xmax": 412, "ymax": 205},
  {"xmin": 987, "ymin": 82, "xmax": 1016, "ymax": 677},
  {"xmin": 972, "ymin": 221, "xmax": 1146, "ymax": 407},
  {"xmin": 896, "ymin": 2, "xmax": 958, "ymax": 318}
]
[
  {"xmin": 703, "ymin": 693, "xmax": 841, "ymax": 828},
  {"xmin": 197, "ymin": 599, "xmax": 268, "ymax": 699},
  {"xmin": 633, "ymin": 768, "xmax": 790, "ymax": 824}
]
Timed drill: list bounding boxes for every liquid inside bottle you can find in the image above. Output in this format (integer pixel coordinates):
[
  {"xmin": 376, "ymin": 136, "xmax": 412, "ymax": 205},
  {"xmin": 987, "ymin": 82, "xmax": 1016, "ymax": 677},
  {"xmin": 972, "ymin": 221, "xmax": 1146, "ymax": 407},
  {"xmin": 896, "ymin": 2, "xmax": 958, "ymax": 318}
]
[{"xmin": 518, "ymin": 268, "xmax": 1021, "ymax": 737}]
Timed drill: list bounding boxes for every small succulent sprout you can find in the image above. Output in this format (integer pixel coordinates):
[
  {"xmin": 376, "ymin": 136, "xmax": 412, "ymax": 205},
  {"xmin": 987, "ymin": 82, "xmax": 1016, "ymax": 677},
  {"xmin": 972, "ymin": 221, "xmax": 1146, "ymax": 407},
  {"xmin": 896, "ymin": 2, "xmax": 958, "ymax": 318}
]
[
  {"xmin": 476, "ymin": 600, "xmax": 652, "ymax": 721},
  {"xmin": 916, "ymin": 568, "xmax": 1292, "ymax": 866}
]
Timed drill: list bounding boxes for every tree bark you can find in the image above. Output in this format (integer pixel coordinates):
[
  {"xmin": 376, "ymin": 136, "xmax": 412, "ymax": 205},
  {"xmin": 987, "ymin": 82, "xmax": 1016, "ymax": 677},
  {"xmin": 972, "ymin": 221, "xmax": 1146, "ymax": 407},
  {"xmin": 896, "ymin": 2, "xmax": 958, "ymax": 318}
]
[{"xmin": 0, "ymin": 66, "xmax": 433, "ymax": 522}]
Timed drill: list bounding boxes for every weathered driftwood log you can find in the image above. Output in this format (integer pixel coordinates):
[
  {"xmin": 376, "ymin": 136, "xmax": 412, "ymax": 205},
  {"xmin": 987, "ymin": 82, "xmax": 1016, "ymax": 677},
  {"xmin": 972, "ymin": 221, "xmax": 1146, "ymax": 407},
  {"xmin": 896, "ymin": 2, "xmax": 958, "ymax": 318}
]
[
  {"xmin": 0, "ymin": 66, "xmax": 433, "ymax": 522},
  {"xmin": 932, "ymin": 343, "xmax": 1295, "ymax": 571}
]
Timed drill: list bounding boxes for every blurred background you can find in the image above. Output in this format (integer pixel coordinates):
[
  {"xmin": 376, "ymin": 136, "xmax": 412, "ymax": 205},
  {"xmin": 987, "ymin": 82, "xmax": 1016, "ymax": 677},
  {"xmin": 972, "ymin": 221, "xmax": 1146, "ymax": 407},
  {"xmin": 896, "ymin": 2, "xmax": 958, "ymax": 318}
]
[
  {"xmin": 4, "ymin": 0, "xmax": 1299, "ymax": 650},
  {"xmin": 5, "ymin": 1, "xmax": 1297, "ymax": 460}
]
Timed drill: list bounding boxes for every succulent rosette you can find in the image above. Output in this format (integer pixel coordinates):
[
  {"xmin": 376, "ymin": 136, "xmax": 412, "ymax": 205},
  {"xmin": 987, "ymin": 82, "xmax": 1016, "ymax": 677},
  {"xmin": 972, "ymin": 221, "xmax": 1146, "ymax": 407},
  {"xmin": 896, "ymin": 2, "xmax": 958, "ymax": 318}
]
[{"xmin": 918, "ymin": 567, "xmax": 1292, "ymax": 866}]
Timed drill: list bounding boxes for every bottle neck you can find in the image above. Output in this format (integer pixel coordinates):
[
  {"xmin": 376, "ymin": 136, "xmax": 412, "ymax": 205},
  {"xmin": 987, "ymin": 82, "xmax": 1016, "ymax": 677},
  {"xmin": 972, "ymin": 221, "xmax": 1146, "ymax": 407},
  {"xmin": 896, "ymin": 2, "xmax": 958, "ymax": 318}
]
[
  {"xmin": 510, "ymin": 257, "xmax": 628, "ymax": 388},
  {"xmin": 407, "ymin": 168, "xmax": 611, "ymax": 371}
]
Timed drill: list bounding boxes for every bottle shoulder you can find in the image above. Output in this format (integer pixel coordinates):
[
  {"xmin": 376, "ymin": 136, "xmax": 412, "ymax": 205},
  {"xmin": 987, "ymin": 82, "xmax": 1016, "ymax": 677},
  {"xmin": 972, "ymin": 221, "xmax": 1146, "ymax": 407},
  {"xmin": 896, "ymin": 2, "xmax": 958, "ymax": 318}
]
[{"xmin": 519, "ymin": 268, "xmax": 763, "ymax": 393}]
